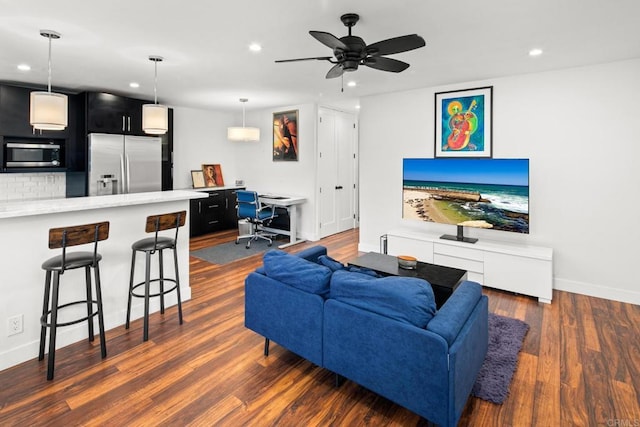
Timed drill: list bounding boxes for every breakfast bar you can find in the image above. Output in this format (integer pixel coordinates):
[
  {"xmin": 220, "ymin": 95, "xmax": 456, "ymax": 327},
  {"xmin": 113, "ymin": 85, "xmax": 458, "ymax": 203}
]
[{"xmin": 0, "ymin": 190, "xmax": 207, "ymax": 370}]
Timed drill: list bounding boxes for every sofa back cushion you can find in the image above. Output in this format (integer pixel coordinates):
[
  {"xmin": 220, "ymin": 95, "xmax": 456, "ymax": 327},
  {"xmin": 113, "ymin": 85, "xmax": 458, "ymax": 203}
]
[
  {"xmin": 329, "ymin": 270, "xmax": 437, "ymax": 328},
  {"xmin": 263, "ymin": 250, "xmax": 332, "ymax": 298}
]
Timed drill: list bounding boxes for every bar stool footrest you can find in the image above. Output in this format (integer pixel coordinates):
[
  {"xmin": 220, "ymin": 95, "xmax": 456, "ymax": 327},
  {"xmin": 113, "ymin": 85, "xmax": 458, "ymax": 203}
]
[
  {"xmin": 130, "ymin": 278, "xmax": 179, "ymax": 299},
  {"xmin": 40, "ymin": 300, "xmax": 101, "ymax": 328}
]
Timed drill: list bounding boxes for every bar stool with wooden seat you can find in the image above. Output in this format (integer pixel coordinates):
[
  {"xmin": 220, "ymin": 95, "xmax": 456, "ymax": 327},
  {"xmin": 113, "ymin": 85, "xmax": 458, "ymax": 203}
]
[
  {"xmin": 39, "ymin": 221, "xmax": 109, "ymax": 380},
  {"xmin": 126, "ymin": 211, "xmax": 186, "ymax": 341}
]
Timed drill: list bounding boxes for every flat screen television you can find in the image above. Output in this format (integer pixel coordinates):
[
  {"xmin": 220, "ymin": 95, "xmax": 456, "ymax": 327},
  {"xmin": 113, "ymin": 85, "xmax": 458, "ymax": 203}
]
[{"xmin": 403, "ymin": 158, "xmax": 529, "ymax": 243}]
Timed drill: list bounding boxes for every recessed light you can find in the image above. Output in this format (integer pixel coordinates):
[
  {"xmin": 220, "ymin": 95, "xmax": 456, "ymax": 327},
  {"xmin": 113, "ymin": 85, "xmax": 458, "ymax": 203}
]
[
  {"xmin": 355, "ymin": 105, "xmax": 361, "ymax": 110},
  {"xmin": 347, "ymin": 81, "xmax": 357, "ymax": 87},
  {"xmin": 249, "ymin": 43, "xmax": 262, "ymax": 52},
  {"xmin": 129, "ymin": 82, "xmax": 140, "ymax": 88},
  {"xmin": 529, "ymin": 48, "xmax": 543, "ymax": 57},
  {"xmin": 17, "ymin": 64, "xmax": 31, "ymax": 71}
]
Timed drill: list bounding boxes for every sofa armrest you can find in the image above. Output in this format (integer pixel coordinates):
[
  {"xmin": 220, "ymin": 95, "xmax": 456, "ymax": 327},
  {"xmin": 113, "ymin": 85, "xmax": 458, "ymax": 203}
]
[
  {"xmin": 244, "ymin": 271, "xmax": 325, "ymax": 366},
  {"xmin": 295, "ymin": 245, "xmax": 328, "ymax": 263},
  {"xmin": 426, "ymin": 281, "xmax": 483, "ymax": 346}
]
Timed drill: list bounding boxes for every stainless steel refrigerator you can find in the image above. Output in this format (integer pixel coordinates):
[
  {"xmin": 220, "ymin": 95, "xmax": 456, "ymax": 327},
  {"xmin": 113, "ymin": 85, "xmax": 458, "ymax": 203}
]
[{"xmin": 88, "ymin": 133, "xmax": 162, "ymax": 196}]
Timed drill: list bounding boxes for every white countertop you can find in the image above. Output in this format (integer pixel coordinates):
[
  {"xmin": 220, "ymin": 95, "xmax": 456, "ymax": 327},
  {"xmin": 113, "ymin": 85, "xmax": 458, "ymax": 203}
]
[{"xmin": 0, "ymin": 190, "xmax": 208, "ymax": 219}]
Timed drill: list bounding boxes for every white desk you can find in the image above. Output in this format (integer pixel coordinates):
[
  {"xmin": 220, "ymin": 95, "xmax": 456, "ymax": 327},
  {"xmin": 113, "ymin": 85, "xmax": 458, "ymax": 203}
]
[{"xmin": 258, "ymin": 194, "xmax": 306, "ymax": 248}]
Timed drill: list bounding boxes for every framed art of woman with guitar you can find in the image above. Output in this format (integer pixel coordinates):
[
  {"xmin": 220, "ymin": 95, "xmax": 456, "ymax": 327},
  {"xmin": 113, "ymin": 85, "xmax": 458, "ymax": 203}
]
[{"xmin": 434, "ymin": 86, "xmax": 493, "ymax": 158}]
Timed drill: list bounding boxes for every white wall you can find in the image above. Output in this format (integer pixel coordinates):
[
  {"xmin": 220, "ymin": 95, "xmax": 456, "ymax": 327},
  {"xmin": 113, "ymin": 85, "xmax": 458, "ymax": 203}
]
[
  {"xmin": 172, "ymin": 107, "xmax": 237, "ymax": 190},
  {"xmin": 359, "ymin": 58, "xmax": 640, "ymax": 305},
  {"xmin": 172, "ymin": 103, "xmax": 319, "ymax": 242}
]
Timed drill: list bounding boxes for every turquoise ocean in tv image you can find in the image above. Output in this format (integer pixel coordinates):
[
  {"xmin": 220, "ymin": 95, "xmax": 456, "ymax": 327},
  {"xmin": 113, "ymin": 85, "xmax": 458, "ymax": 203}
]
[{"xmin": 403, "ymin": 180, "xmax": 529, "ymax": 233}]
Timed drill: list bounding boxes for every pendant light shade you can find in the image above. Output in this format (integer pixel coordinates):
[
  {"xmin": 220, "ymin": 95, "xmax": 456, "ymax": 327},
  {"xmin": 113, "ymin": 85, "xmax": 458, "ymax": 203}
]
[
  {"xmin": 228, "ymin": 98, "xmax": 260, "ymax": 142},
  {"xmin": 30, "ymin": 30, "xmax": 68, "ymax": 131},
  {"xmin": 143, "ymin": 56, "xmax": 168, "ymax": 135}
]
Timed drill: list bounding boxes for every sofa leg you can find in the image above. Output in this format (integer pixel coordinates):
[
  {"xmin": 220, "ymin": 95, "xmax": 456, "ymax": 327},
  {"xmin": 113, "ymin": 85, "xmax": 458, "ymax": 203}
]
[
  {"xmin": 334, "ymin": 373, "xmax": 345, "ymax": 387},
  {"xmin": 264, "ymin": 338, "xmax": 270, "ymax": 356}
]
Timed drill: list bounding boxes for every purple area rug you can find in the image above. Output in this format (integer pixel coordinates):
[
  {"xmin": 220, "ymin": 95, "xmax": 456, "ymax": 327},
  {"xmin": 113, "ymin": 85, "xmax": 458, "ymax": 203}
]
[{"xmin": 471, "ymin": 313, "xmax": 529, "ymax": 404}]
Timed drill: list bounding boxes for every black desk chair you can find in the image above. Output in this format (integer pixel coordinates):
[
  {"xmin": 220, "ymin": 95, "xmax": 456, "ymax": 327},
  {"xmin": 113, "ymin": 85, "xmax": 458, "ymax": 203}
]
[
  {"xmin": 126, "ymin": 211, "xmax": 185, "ymax": 342},
  {"xmin": 40, "ymin": 221, "xmax": 109, "ymax": 380},
  {"xmin": 235, "ymin": 190, "xmax": 277, "ymax": 248}
]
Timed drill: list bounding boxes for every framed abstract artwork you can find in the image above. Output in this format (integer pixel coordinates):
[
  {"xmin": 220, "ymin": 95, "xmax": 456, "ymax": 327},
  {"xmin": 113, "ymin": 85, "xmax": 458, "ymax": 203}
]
[
  {"xmin": 273, "ymin": 110, "xmax": 298, "ymax": 161},
  {"xmin": 434, "ymin": 86, "xmax": 493, "ymax": 158}
]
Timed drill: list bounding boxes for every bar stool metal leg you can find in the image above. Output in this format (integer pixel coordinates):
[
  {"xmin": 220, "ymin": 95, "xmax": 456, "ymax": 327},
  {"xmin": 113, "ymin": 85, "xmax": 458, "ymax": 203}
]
[
  {"xmin": 94, "ymin": 262, "xmax": 107, "ymax": 358},
  {"xmin": 39, "ymin": 271, "xmax": 52, "ymax": 361},
  {"xmin": 85, "ymin": 266, "xmax": 94, "ymax": 341},
  {"xmin": 47, "ymin": 272, "xmax": 61, "ymax": 381},
  {"xmin": 143, "ymin": 250, "xmax": 151, "ymax": 342},
  {"xmin": 159, "ymin": 249, "xmax": 165, "ymax": 314},
  {"xmin": 126, "ymin": 251, "xmax": 137, "ymax": 329},
  {"xmin": 173, "ymin": 247, "xmax": 183, "ymax": 324}
]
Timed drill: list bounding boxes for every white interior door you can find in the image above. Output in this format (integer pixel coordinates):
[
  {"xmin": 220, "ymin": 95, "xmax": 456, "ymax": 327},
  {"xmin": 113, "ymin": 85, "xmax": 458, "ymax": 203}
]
[{"xmin": 318, "ymin": 107, "xmax": 357, "ymax": 238}]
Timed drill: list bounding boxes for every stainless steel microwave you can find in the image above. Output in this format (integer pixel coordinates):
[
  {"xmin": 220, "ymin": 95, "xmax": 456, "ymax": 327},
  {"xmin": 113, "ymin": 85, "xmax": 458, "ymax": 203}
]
[{"xmin": 3, "ymin": 139, "xmax": 64, "ymax": 168}]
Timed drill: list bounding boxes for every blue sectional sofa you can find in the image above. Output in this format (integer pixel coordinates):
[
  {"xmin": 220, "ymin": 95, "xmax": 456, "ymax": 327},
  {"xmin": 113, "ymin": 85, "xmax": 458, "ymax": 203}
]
[{"xmin": 244, "ymin": 246, "xmax": 488, "ymax": 427}]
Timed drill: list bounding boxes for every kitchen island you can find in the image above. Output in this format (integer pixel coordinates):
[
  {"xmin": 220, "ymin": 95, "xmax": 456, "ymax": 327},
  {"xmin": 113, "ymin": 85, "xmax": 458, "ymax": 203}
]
[{"xmin": 0, "ymin": 190, "xmax": 207, "ymax": 371}]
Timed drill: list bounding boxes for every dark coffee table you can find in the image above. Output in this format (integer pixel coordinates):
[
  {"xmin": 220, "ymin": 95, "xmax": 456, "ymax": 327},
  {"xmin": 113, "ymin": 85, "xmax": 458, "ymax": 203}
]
[{"xmin": 347, "ymin": 252, "xmax": 467, "ymax": 309}]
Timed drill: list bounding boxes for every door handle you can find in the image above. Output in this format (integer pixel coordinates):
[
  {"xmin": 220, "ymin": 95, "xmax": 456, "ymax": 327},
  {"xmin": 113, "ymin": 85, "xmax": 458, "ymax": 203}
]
[
  {"xmin": 122, "ymin": 116, "xmax": 126, "ymax": 132},
  {"xmin": 127, "ymin": 116, "xmax": 131, "ymax": 132},
  {"xmin": 335, "ymin": 186, "xmax": 343, "ymax": 190}
]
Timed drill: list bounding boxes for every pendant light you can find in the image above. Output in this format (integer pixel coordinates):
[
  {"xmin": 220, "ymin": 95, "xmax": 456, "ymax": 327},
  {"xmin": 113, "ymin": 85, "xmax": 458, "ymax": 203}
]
[
  {"xmin": 227, "ymin": 98, "xmax": 260, "ymax": 142},
  {"xmin": 30, "ymin": 30, "xmax": 68, "ymax": 131},
  {"xmin": 142, "ymin": 55, "xmax": 168, "ymax": 135}
]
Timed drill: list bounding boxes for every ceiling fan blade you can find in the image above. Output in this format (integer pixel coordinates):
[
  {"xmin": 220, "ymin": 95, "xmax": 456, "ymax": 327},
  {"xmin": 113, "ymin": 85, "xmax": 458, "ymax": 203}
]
[
  {"xmin": 275, "ymin": 56, "xmax": 333, "ymax": 63},
  {"xmin": 363, "ymin": 56, "xmax": 410, "ymax": 73},
  {"xmin": 310, "ymin": 31, "xmax": 348, "ymax": 50},
  {"xmin": 326, "ymin": 64, "xmax": 344, "ymax": 79},
  {"xmin": 366, "ymin": 34, "xmax": 426, "ymax": 56}
]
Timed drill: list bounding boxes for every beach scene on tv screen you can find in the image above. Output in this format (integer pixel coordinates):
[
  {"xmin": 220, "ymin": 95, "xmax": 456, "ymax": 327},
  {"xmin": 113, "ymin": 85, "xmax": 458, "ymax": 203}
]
[{"xmin": 403, "ymin": 158, "xmax": 529, "ymax": 233}]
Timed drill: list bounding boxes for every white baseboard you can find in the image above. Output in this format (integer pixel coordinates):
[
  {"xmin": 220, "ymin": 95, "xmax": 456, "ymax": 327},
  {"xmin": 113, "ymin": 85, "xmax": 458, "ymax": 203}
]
[{"xmin": 554, "ymin": 277, "xmax": 640, "ymax": 305}]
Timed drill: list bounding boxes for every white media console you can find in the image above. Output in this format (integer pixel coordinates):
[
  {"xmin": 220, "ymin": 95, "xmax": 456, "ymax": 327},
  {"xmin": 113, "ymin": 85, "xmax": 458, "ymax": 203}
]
[{"xmin": 385, "ymin": 228, "xmax": 553, "ymax": 303}]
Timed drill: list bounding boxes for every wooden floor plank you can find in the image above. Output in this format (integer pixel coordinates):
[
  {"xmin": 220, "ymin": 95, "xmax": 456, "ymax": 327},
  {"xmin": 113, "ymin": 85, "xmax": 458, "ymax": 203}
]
[{"xmin": 0, "ymin": 228, "xmax": 638, "ymax": 426}]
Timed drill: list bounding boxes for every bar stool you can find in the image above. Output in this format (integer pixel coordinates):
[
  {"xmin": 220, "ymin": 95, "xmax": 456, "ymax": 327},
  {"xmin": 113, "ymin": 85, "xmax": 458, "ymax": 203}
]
[
  {"xmin": 126, "ymin": 211, "xmax": 186, "ymax": 341},
  {"xmin": 39, "ymin": 221, "xmax": 109, "ymax": 380}
]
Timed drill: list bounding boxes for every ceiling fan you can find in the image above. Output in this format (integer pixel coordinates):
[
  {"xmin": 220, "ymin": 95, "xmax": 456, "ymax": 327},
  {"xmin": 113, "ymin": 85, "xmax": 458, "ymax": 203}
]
[{"xmin": 275, "ymin": 13, "xmax": 426, "ymax": 79}]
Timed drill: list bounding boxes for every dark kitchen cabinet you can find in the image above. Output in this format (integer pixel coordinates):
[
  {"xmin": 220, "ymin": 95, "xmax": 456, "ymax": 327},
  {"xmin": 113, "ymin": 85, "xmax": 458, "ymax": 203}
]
[
  {"xmin": 85, "ymin": 92, "xmax": 146, "ymax": 136},
  {"xmin": 0, "ymin": 84, "xmax": 81, "ymax": 173},
  {"xmin": 0, "ymin": 84, "xmax": 80, "ymax": 140},
  {"xmin": 190, "ymin": 188, "xmax": 244, "ymax": 237}
]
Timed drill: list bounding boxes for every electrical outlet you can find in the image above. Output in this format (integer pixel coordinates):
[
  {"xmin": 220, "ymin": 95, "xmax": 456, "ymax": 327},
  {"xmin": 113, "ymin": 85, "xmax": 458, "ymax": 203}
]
[{"xmin": 7, "ymin": 314, "xmax": 23, "ymax": 336}]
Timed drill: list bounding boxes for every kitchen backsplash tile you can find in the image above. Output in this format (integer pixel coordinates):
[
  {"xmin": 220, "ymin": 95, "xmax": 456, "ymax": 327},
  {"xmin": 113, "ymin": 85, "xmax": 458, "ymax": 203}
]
[{"xmin": 0, "ymin": 173, "xmax": 66, "ymax": 201}]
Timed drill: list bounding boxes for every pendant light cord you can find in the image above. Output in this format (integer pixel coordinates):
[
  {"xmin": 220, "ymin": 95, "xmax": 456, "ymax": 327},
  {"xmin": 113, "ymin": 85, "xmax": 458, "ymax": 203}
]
[
  {"xmin": 47, "ymin": 35, "xmax": 53, "ymax": 93},
  {"xmin": 153, "ymin": 59, "xmax": 158, "ymax": 105},
  {"xmin": 242, "ymin": 102, "xmax": 246, "ymax": 128}
]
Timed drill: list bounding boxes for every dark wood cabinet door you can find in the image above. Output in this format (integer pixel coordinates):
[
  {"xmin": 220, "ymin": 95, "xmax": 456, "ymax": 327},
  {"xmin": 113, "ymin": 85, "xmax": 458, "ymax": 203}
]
[
  {"xmin": 0, "ymin": 84, "xmax": 71, "ymax": 138},
  {"xmin": 86, "ymin": 92, "xmax": 147, "ymax": 136}
]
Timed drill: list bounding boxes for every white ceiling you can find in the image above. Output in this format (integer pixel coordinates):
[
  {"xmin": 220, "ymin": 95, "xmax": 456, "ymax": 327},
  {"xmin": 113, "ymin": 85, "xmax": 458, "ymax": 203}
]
[{"xmin": 1, "ymin": 0, "xmax": 639, "ymax": 113}]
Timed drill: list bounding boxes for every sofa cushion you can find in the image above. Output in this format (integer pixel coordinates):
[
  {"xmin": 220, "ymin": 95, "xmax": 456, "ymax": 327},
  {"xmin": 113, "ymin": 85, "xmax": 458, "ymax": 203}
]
[
  {"xmin": 330, "ymin": 270, "xmax": 437, "ymax": 328},
  {"xmin": 263, "ymin": 250, "xmax": 332, "ymax": 298}
]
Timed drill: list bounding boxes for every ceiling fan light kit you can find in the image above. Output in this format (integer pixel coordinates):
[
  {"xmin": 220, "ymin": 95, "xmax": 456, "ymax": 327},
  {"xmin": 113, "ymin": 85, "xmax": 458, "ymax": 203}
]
[
  {"xmin": 228, "ymin": 98, "xmax": 260, "ymax": 142},
  {"xmin": 275, "ymin": 13, "xmax": 425, "ymax": 79},
  {"xmin": 30, "ymin": 30, "xmax": 68, "ymax": 131},
  {"xmin": 142, "ymin": 55, "xmax": 169, "ymax": 135}
]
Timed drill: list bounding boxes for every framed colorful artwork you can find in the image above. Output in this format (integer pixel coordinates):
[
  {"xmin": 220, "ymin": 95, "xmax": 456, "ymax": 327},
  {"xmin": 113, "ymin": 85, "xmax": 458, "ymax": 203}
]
[
  {"xmin": 201, "ymin": 164, "xmax": 224, "ymax": 187},
  {"xmin": 191, "ymin": 170, "xmax": 205, "ymax": 188},
  {"xmin": 273, "ymin": 110, "xmax": 298, "ymax": 161},
  {"xmin": 434, "ymin": 86, "xmax": 493, "ymax": 158}
]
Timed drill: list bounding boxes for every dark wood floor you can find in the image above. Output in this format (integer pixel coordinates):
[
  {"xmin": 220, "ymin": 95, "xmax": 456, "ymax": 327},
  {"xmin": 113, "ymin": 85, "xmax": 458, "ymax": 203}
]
[{"xmin": 1, "ymin": 229, "xmax": 638, "ymax": 426}]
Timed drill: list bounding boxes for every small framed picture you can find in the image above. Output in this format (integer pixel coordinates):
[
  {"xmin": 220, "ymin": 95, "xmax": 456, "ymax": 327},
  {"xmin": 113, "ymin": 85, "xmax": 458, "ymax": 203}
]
[
  {"xmin": 191, "ymin": 170, "xmax": 205, "ymax": 188},
  {"xmin": 202, "ymin": 164, "xmax": 225, "ymax": 187},
  {"xmin": 435, "ymin": 86, "xmax": 493, "ymax": 158},
  {"xmin": 273, "ymin": 110, "xmax": 298, "ymax": 161}
]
